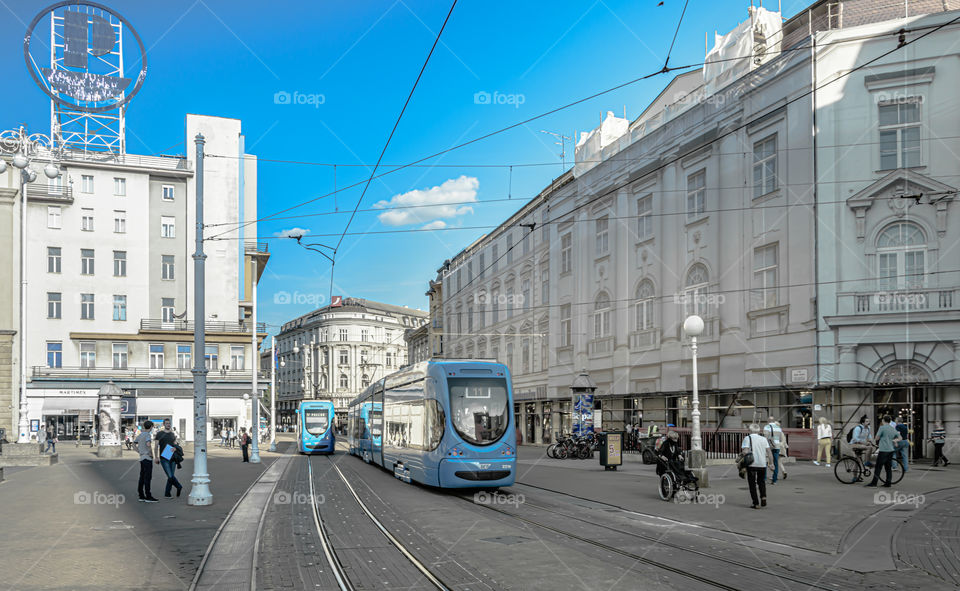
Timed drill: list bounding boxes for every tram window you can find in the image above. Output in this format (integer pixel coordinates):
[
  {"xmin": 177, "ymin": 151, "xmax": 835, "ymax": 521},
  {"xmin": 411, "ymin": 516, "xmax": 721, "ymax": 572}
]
[
  {"xmin": 448, "ymin": 378, "xmax": 509, "ymax": 446},
  {"xmin": 426, "ymin": 400, "xmax": 445, "ymax": 451}
]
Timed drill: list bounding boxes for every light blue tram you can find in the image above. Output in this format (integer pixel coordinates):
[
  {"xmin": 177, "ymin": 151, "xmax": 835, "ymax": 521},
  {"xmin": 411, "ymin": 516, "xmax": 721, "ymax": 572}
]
[
  {"xmin": 347, "ymin": 360, "xmax": 516, "ymax": 488},
  {"xmin": 296, "ymin": 400, "xmax": 335, "ymax": 454}
]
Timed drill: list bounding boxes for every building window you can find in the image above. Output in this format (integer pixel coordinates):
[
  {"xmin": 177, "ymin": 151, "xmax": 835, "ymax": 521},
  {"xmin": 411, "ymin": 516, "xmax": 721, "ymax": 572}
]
[
  {"xmin": 879, "ymin": 99, "xmax": 921, "ymax": 170},
  {"xmin": 360, "ymin": 348, "xmax": 369, "ymax": 365},
  {"xmin": 492, "ymin": 244, "xmax": 498, "ymax": 272},
  {"xmin": 339, "ymin": 374, "xmax": 348, "ymax": 389},
  {"xmin": 162, "ymin": 255, "xmax": 175, "ymax": 280},
  {"xmin": 540, "ymin": 263, "xmax": 549, "ymax": 305},
  {"xmin": 506, "ymin": 233, "xmax": 514, "ymax": 265},
  {"xmin": 595, "ymin": 216, "xmax": 609, "ymax": 256},
  {"xmin": 686, "ymin": 170, "xmax": 706, "ymax": 219},
  {"xmin": 47, "ymin": 292, "xmax": 61, "ymax": 319},
  {"xmin": 635, "ymin": 280, "xmax": 655, "ymax": 330},
  {"xmin": 114, "ymin": 177, "xmax": 126, "ymax": 196},
  {"xmin": 162, "ymin": 185, "xmax": 175, "ymax": 201},
  {"xmin": 522, "ymin": 278, "xmax": 531, "ymax": 310},
  {"xmin": 505, "ymin": 286, "xmax": 514, "ymax": 319},
  {"xmin": 161, "ymin": 298, "xmax": 175, "ymax": 322},
  {"xmin": 114, "ymin": 210, "xmax": 126, "ymax": 233},
  {"xmin": 467, "ymin": 261, "xmax": 473, "ymax": 283},
  {"xmin": 386, "ymin": 351, "xmax": 395, "ymax": 368},
  {"xmin": 521, "ymin": 337, "xmax": 531, "ymax": 374},
  {"xmin": 161, "ymin": 216, "xmax": 176, "ymax": 238},
  {"xmin": 752, "ymin": 244, "xmax": 779, "ymax": 309},
  {"xmin": 150, "ymin": 344, "xmax": 165, "ymax": 369},
  {"xmin": 560, "ymin": 233, "xmax": 572, "ymax": 274},
  {"xmin": 467, "ymin": 304, "xmax": 474, "ymax": 332},
  {"xmin": 81, "ymin": 293, "xmax": 95, "ymax": 319},
  {"xmin": 684, "ymin": 264, "xmax": 710, "ymax": 317},
  {"xmin": 339, "ymin": 349, "xmax": 348, "ymax": 365},
  {"xmin": 230, "ymin": 345, "xmax": 244, "ymax": 370},
  {"xmin": 479, "ymin": 253, "xmax": 485, "ymax": 279},
  {"xmin": 47, "ymin": 206, "xmax": 62, "ymax": 229},
  {"xmin": 80, "ymin": 342, "xmax": 96, "ymax": 368},
  {"xmin": 539, "ymin": 319, "xmax": 549, "ymax": 371},
  {"xmin": 560, "ymin": 304, "xmax": 572, "ymax": 347},
  {"xmin": 49, "ymin": 175, "xmax": 64, "ymax": 195},
  {"xmin": 113, "ymin": 250, "xmax": 127, "ymax": 277},
  {"xmin": 523, "ymin": 227, "xmax": 531, "ymax": 254},
  {"xmin": 753, "ymin": 135, "xmax": 777, "ymax": 198},
  {"xmin": 81, "ymin": 175, "xmax": 94, "ymax": 193},
  {"xmin": 177, "ymin": 345, "xmax": 192, "ymax": 369},
  {"xmin": 637, "ymin": 195, "xmax": 652, "ymax": 240},
  {"xmin": 339, "ymin": 328, "xmax": 348, "ymax": 342},
  {"xmin": 46, "ymin": 342, "xmax": 62, "ymax": 368},
  {"xmin": 361, "ymin": 374, "xmax": 370, "ymax": 388},
  {"xmin": 491, "ymin": 289, "xmax": 500, "ymax": 324},
  {"xmin": 361, "ymin": 328, "xmax": 370, "ymax": 342},
  {"xmin": 204, "ymin": 345, "xmax": 218, "ymax": 370},
  {"xmin": 47, "ymin": 247, "xmax": 61, "ymax": 273},
  {"xmin": 877, "ymin": 221, "xmax": 926, "ymax": 289},
  {"xmin": 112, "ymin": 343, "xmax": 128, "ymax": 369},
  {"xmin": 112, "ymin": 295, "xmax": 126, "ymax": 321},
  {"xmin": 594, "ymin": 292, "xmax": 611, "ymax": 338},
  {"xmin": 81, "ymin": 208, "xmax": 94, "ymax": 231},
  {"xmin": 81, "ymin": 249, "xmax": 94, "ymax": 275}
]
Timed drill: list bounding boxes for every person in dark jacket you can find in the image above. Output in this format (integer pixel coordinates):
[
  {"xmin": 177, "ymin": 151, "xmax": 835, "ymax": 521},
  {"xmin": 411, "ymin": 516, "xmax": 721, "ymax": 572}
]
[
  {"xmin": 156, "ymin": 419, "xmax": 183, "ymax": 498},
  {"xmin": 894, "ymin": 415, "xmax": 910, "ymax": 472},
  {"xmin": 240, "ymin": 427, "xmax": 250, "ymax": 462},
  {"xmin": 929, "ymin": 422, "xmax": 949, "ymax": 467}
]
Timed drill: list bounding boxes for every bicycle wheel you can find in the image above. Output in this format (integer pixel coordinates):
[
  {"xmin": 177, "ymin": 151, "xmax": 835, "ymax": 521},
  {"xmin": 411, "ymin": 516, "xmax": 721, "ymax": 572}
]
[
  {"xmin": 546, "ymin": 443, "xmax": 557, "ymax": 459},
  {"xmin": 578, "ymin": 445, "xmax": 591, "ymax": 460},
  {"xmin": 834, "ymin": 457, "xmax": 862, "ymax": 484},
  {"xmin": 556, "ymin": 446, "xmax": 568, "ymax": 460},
  {"xmin": 658, "ymin": 473, "xmax": 676, "ymax": 501},
  {"xmin": 886, "ymin": 460, "xmax": 905, "ymax": 485}
]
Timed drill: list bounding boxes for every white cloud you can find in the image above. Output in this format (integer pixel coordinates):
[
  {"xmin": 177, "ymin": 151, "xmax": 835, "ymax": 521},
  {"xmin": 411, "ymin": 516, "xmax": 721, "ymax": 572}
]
[
  {"xmin": 275, "ymin": 227, "xmax": 310, "ymax": 238},
  {"xmin": 375, "ymin": 175, "xmax": 478, "ymax": 227},
  {"xmin": 421, "ymin": 220, "xmax": 447, "ymax": 230}
]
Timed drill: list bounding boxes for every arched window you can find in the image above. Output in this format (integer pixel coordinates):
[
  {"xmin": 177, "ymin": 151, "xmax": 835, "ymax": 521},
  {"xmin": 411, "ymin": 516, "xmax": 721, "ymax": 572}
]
[
  {"xmin": 635, "ymin": 280, "xmax": 655, "ymax": 331},
  {"xmin": 594, "ymin": 291, "xmax": 612, "ymax": 338},
  {"xmin": 877, "ymin": 222, "xmax": 926, "ymax": 289},
  {"xmin": 361, "ymin": 374, "xmax": 370, "ymax": 388},
  {"xmin": 684, "ymin": 264, "xmax": 709, "ymax": 317},
  {"xmin": 339, "ymin": 374, "xmax": 348, "ymax": 389}
]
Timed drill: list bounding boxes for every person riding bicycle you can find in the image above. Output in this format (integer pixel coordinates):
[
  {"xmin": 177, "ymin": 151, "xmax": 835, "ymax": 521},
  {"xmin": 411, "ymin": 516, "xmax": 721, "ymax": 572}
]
[{"xmin": 849, "ymin": 415, "xmax": 874, "ymax": 466}]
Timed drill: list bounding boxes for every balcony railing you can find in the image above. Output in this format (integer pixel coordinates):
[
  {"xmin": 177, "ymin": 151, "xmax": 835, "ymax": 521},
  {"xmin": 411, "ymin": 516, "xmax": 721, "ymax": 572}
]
[
  {"xmin": 245, "ymin": 241, "xmax": 269, "ymax": 254},
  {"xmin": 59, "ymin": 149, "xmax": 191, "ymax": 171},
  {"xmin": 33, "ymin": 366, "xmax": 268, "ymax": 380},
  {"xmin": 629, "ymin": 329, "xmax": 659, "ymax": 351},
  {"xmin": 838, "ymin": 287, "xmax": 958, "ymax": 315},
  {"xmin": 587, "ymin": 336, "xmax": 614, "ymax": 357},
  {"xmin": 139, "ymin": 319, "xmax": 267, "ymax": 333},
  {"xmin": 26, "ymin": 185, "xmax": 73, "ymax": 203}
]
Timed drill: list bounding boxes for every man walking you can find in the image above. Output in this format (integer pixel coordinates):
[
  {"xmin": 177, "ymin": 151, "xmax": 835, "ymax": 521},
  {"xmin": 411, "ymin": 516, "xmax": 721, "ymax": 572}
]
[
  {"xmin": 930, "ymin": 422, "xmax": 950, "ymax": 467},
  {"xmin": 741, "ymin": 424, "xmax": 774, "ymax": 509},
  {"xmin": 865, "ymin": 416, "xmax": 901, "ymax": 488},
  {"xmin": 136, "ymin": 420, "xmax": 159, "ymax": 502},
  {"xmin": 156, "ymin": 419, "xmax": 183, "ymax": 498},
  {"xmin": 239, "ymin": 427, "xmax": 250, "ymax": 462},
  {"xmin": 44, "ymin": 423, "xmax": 56, "ymax": 454},
  {"xmin": 764, "ymin": 417, "xmax": 784, "ymax": 484}
]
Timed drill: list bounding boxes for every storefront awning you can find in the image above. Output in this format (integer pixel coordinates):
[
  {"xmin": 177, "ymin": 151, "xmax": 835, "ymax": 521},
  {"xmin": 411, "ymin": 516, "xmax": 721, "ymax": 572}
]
[{"xmin": 42, "ymin": 396, "xmax": 97, "ymax": 418}]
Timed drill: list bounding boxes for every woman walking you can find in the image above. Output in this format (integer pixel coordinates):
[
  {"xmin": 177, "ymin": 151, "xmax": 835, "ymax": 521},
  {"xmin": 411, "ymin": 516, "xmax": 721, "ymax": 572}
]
[
  {"xmin": 930, "ymin": 422, "xmax": 949, "ymax": 467},
  {"xmin": 814, "ymin": 417, "xmax": 833, "ymax": 467}
]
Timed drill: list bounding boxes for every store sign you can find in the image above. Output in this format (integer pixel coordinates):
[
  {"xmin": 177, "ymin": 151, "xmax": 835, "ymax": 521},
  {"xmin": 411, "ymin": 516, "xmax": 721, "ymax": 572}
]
[
  {"xmin": 120, "ymin": 397, "xmax": 137, "ymax": 416},
  {"xmin": 790, "ymin": 369, "xmax": 808, "ymax": 383}
]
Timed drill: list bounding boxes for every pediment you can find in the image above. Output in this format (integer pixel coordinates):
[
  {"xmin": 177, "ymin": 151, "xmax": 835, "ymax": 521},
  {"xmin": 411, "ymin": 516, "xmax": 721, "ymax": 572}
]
[{"xmin": 846, "ymin": 169, "xmax": 955, "ymax": 240}]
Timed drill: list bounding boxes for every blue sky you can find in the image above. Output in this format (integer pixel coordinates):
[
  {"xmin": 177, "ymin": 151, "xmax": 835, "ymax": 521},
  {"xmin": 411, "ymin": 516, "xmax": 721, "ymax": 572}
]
[{"xmin": 0, "ymin": 0, "xmax": 810, "ymax": 339}]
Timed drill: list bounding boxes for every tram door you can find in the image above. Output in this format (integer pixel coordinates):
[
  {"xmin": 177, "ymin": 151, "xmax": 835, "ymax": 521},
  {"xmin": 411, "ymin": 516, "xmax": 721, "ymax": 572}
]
[{"xmin": 374, "ymin": 385, "xmax": 384, "ymax": 466}]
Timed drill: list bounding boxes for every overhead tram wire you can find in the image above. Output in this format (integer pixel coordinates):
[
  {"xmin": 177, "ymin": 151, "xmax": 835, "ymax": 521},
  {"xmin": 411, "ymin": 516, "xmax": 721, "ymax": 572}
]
[
  {"xmin": 325, "ymin": 0, "xmax": 458, "ymax": 301},
  {"xmin": 205, "ymin": 24, "xmax": 930, "ymax": 241}
]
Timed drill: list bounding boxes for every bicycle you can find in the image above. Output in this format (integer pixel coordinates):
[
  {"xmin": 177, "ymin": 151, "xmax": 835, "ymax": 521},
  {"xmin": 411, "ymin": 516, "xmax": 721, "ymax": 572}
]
[{"xmin": 834, "ymin": 451, "xmax": 904, "ymax": 485}]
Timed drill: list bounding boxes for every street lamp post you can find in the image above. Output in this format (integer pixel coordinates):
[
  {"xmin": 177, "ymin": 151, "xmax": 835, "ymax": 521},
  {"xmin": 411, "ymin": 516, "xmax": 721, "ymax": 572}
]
[
  {"xmin": 250, "ymin": 257, "xmax": 260, "ymax": 464},
  {"xmin": 682, "ymin": 314, "xmax": 708, "ymax": 487},
  {"xmin": 0, "ymin": 127, "xmax": 62, "ymax": 445},
  {"xmin": 269, "ymin": 336, "xmax": 277, "ymax": 452}
]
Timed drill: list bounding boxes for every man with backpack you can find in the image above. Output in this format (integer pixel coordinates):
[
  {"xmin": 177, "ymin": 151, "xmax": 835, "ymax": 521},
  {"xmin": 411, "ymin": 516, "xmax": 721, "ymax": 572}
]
[
  {"xmin": 156, "ymin": 419, "xmax": 183, "ymax": 498},
  {"xmin": 848, "ymin": 415, "xmax": 873, "ymax": 467},
  {"xmin": 239, "ymin": 427, "xmax": 250, "ymax": 462},
  {"xmin": 764, "ymin": 417, "xmax": 785, "ymax": 485}
]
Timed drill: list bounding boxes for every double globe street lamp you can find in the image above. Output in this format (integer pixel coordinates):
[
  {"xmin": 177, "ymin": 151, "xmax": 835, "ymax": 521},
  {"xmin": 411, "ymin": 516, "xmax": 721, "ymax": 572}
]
[{"xmin": 0, "ymin": 127, "xmax": 63, "ymax": 444}]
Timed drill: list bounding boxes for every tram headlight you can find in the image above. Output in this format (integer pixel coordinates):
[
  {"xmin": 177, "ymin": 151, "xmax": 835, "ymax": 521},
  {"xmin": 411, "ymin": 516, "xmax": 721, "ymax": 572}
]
[{"xmin": 500, "ymin": 444, "xmax": 514, "ymax": 456}]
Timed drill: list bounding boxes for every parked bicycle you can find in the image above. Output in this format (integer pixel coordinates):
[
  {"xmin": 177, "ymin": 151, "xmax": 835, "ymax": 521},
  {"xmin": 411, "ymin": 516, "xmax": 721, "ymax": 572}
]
[
  {"xmin": 834, "ymin": 450, "xmax": 904, "ymax": 485},
  {"xmin": 546, "ymin": 433, "xmax": 598, "ymax": 460}
]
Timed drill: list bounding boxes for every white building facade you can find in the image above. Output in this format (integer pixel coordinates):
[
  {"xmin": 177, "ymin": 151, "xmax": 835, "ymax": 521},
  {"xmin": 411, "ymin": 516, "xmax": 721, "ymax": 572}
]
[
  {"xmin": 0, "ymin": 114, "xmax": 267, "ymax": 441},
  {"xmin": 275, "ymin": 298, "xmax": 427, "ymax": 428}
]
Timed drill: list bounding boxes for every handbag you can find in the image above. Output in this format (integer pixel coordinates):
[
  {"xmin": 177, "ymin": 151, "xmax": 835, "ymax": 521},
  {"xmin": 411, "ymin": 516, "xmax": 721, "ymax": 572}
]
[{"xmin": 738, "ymin": 434, "xmax": 755, "ymax": 469}]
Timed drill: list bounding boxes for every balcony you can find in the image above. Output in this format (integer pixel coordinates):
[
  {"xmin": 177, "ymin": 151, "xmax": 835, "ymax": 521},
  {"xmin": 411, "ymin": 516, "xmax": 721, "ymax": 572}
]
[
  {"xmin": 588, "ymin": 336, "xmax": 614, "ymax": 357},
  {"xmin": 26, "ymin": 184, "xmax": 73, "ymax": 203},
  {"xmin": 244, "ymin": 241, "xmax": 269, "ymax": 254},
  {"xmin": 837, "ymin": 287, "xmax": 958, "ymax": 315},
  {"xmin": 139, "ymin": 319, "xmax": 267, "ymax": 334},
  {"xmin": 629, "ymin": 329, "xmax": 660, "ymax": 351},
  {"xmin": 60, "ymin": 149, "xmax": 191, "ymax": 171},
  {"xmin": 32, "ymin": 366, "xmax": 268, "ymax": 381}
]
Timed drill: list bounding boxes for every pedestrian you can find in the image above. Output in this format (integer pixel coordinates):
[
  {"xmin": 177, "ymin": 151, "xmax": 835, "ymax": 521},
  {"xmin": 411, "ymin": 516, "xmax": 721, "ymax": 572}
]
[
  {"xmin": 740, "ymin": 424, "xmax": 774, "ymax": 509},
  {"xmin": 239, "ymin": 427, "xmax": 250, "ymax": 462},
  {"xmin": 90, "ymin": 426, "xmax": 97, "ymax": 447},
  {"xmin": 894, "ymin": 415, "xmax": 910, "ymax": 472},
  {"xmin": 865, "ymin": 415, "xmax": 901, "ymax": 488},
  {"xmin": 814, "ymin": 417, "xmax": 833, "ymax": 467},
  {"xmin": 929, "ymin": 422, "xmax": 949, "ymax": 466},
  {"xmin": 136, "ymin": 421, "xmax": 159, "ymax": 502},
  {"xmin": 45, "ymin": 423, "xmax": 57, "ymax": 454},
  {"xmin": 764, "ymin": 416, "xmax": 784, "ymax": 484},
  {"xmin": 849, "ymin": 415, "xmax": 873, "ymax": 466},
  {"xmin": 229, "ymin": 428, "xmax": 236, "ymax": 448},
  {"xmin": 156, "ymin": 419, "xmax": 183, "ymax": 498}
]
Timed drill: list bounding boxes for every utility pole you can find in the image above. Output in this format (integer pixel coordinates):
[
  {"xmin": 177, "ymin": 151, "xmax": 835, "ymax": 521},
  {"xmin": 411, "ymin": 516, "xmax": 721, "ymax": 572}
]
[
  {"xmin": 188, "ymin": 133, "xmax": 212, "ymax": 506},
  {"xmin": 250, "ymin": 256, "xmax": 261, "ymax": 463}
]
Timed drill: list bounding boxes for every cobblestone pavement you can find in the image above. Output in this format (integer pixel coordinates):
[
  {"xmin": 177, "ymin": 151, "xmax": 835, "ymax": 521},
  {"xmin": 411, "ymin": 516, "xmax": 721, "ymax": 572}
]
[{"xmin": 895, "ymin": 489, "xmax": 960, "ymax": 587}]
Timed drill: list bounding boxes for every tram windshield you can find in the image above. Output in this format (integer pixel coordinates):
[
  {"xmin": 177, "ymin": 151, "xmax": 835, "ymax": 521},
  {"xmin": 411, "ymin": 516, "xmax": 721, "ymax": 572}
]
[
  {"xmin": 304, "ymin": 409, "xmax": 329, "ymax": 436},
  {"xmin": 447, "ymin": 378, "xmax": 509, "ymax": 446}
]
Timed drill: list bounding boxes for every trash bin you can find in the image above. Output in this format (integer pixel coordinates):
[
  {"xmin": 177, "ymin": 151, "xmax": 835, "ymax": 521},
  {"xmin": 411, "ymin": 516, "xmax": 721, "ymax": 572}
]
[{"xmin": 599, "ymin": 431, "xmax": 624, "ymax": 471}]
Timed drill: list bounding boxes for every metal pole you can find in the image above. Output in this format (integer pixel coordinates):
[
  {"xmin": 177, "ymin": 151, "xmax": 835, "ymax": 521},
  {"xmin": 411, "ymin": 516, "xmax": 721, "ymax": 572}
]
[
  {"xmin": 250, "ymin": 256, "xmax": 261, "ymax": 463},
  {"xmin": 691, "ymin": 335, "xmax": 702, "ymax": 451},
  {"xmin": 269, "ymin": 336, "xmax": 277, "ymax": 452},
  {"xmin": 188, "ymin": 133, "xmax": 212, "ymax": 506},
  {"xmin": 16, "ymin": 166, "xmax": 29, "ymax": 443}
]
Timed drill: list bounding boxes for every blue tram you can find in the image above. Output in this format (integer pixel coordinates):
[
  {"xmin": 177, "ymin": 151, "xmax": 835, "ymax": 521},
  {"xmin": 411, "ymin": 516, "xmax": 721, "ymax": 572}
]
[
  {"xmin": 296, "ymin": 400, "xmax": 336, "ymax": 454},
  {"xmin": 347, "ymin": 360, "xmax": 516, "ymax": 488}
]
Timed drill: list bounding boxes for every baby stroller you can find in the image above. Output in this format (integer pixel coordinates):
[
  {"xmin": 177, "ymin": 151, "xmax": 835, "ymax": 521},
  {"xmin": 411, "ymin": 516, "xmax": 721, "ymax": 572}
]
[{"xmin": 656, "ymin": 451, "xmax": 700, "ymax": 501}]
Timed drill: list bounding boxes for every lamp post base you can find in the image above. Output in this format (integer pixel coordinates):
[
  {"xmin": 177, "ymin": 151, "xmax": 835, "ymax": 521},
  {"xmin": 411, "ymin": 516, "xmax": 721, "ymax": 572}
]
[
  {"xmin": 250, "ymin": 450, "xmax": 261, "ymax": 464},
  {"xmin": 268, "ymin": 442, "xmax": 277, "ymax": 452},
  {"xmin": 686, "ymin": 448, "xmax": 709, "ymax": 488},
  {"xmin": 187, "ymin": 474, "xmax": 213, "ymax": 506},
  {"xmin": 97, "ymin": 445, "xmax": 123, "ymax": 458}
]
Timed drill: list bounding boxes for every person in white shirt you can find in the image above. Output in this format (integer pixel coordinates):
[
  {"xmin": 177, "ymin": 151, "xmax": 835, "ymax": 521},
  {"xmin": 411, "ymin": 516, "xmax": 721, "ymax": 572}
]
[
  {"xmin": 764, "ymin": 417, "xmax": 785, "ymax": 484},
  {"xmin": 741, "ymin": 424, "xmax": 774, "ymax": 509},
  {"xmin": 814, "ymin": 417, "xmax": 833, "ymax": 466}
]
